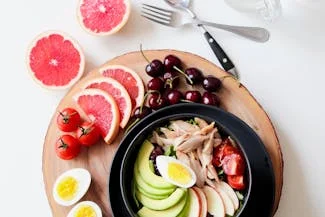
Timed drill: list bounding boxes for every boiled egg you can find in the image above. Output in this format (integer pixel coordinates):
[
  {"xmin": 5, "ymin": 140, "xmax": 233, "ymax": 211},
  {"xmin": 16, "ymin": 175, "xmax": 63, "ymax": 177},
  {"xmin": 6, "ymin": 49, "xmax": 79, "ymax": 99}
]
[
  {"xmin": 53, "ymin": 168, "xmax": 91, "ymax": 206},
  {"xmin": 67, "ymin": 201, "xmax": 102, "ymax": 217},
  {"xmin": 156, "ymin": 156, "xmax": 196, "ymax": 188}
]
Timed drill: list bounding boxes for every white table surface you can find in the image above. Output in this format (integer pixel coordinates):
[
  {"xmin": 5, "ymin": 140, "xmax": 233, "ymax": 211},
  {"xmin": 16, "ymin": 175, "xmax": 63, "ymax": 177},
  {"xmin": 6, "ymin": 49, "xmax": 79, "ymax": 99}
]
[{"xmin": 1, "ymin": 0, "xmax": 324, "ymax": 216}]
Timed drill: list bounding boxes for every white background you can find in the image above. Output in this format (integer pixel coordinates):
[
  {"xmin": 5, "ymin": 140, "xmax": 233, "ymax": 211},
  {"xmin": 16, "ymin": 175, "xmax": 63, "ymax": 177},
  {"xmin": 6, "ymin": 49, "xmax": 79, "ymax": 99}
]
[{"xmin": 0, "ymin": 0, "xmax": 324, "ymax": 216}]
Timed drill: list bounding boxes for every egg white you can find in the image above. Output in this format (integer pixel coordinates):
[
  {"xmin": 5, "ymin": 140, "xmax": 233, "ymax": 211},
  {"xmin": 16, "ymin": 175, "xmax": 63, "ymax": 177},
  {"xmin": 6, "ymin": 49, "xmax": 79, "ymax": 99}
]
[
  {"xmin": 67, "ymin": 201, "xmax": 102, "ymax": 217},
  {"xmin": 52, "ymin": 168, "xmax": 91, "ymax": 206},
  {"xmin": 156, "ymin": 156, "xmax": 196, "ymax": 188}
]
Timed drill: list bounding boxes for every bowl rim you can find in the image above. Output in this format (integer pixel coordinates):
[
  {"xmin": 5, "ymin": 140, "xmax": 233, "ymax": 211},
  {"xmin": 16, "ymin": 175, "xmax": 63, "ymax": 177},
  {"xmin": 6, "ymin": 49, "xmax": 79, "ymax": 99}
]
[{"xmin": 120, "ymin": 111, "xmax": 253, "ymax": 217}]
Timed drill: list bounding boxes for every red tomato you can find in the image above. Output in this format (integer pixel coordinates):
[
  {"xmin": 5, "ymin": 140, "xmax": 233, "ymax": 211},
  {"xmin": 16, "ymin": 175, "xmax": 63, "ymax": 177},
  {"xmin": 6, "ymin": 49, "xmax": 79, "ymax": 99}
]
[
  {"xmin": 222, "ymin": 153, "xmax": 246, "ymax": 175},
  {"xmin": 57, "ymin": 108, "xmax": 81, "ymax": 132},
  {"xmin": 212, "ymin": 138, "xmax": 239, "ymax": 167},
  {"xmin": 227, "ymin": 175, "xmax": 246, "ymax": 190},
  {"xmin": 212, "ymin": 145, "xmax": 224, "ymax": 167},
  {"xmin": 55, "ymin": 135, "xmax": 81, "ymax": 160},
  {"xmin": 77, "ymin": 122, "xmax": 100, "ymax": 146}
]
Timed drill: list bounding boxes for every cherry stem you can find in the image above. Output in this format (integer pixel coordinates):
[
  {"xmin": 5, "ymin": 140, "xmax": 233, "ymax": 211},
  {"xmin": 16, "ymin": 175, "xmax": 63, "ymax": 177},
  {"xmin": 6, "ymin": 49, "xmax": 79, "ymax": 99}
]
[
  {"xmin": 140, "ymin": 90, "xmax": 160, "ymax": 113},
  {"xmin": 220, "ymin": 75, "xmax": 242, "ymax": 88},
  {"xmin": 140, "ymin": 44, "xmax": 150, "ymax": 64},
  {"xmin": 173, "ymin": 66, "xmax": 194, "ymax": 85},
  {"xmin": 180, "ymin": 99, "xmax": 193, "ymax": 103},
  {"xmin": 126, "ymin": 118, "xmax": 140, "ymax": 133}
]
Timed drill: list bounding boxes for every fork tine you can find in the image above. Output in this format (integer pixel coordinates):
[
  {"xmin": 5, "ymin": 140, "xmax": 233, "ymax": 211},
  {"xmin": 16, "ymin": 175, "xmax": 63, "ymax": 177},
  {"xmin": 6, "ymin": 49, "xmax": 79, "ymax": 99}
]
[
  {"xmin": 141, "ymin": 15, "xmax": 171, "ymax": 27},
  {"xmin": 142, "ymin": 3, "xmax": 173, "ymax": 14},
  {"xmin": 142, "ymin": 3, "xmax": 173, "ymax": 13},
  {"xmin": 142, "ymin": 5, "xmax": 171, "ymax": 17},
  {"xmin": 141, "ymin": 10, "xmax": 171, "ymax": 22}
]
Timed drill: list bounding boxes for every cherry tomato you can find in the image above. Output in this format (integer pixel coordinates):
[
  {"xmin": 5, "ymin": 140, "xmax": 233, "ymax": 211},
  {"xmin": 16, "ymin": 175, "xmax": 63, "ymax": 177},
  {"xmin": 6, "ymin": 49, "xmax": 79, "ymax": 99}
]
[
  {"xmin": 227, "ymin": 175, "xmax": 246, "ymax": 190},
  {"xmin": 55, "ymin": 135, "xmax": 81, "ymax": 160},
  {"xmin": 212, "ymin": 145, "xmax": 224, "ymax": 167},
  {"xmin": 212, "ymin": 138, "xmax": 240, "ymax": 167},
  {"xmin": 77, "ymin": 122, "xmax": 100, "ymax": 146},
  {"xmin": 57, "ymin": 108, "xmax": 81, "ymax": 132},
  {"xmin": 222, "ymin": 153, "xmax": 246, "ymax": 175}
]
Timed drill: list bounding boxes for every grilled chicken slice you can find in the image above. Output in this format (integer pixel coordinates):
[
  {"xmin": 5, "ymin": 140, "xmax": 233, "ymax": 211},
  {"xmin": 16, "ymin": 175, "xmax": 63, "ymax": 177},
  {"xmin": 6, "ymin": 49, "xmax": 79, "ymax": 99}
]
[
  {"xmin": 169, "ymin": 120, "xmax": 200, "ymax": 135},
  {"xmin": 151, "ymin": 131, "xmax": 190, "ymax": 147},
  {"xmin": 176, "ymin": 151, "xmax": 190, "ymax": 166},
  {"xmin": 177, "ymin": 135, "xmax": 207, "ymax": 153},
  {"xmin": 189, "ymin": 153, "xmax": 206, "ymax": 188},
  {"xmin": 194, "ymin": 117, "xmax": 208, "ymax": 128},
  {"xmin": 160, "ymin": 127, "xmax": 178, "ymax": 139}
]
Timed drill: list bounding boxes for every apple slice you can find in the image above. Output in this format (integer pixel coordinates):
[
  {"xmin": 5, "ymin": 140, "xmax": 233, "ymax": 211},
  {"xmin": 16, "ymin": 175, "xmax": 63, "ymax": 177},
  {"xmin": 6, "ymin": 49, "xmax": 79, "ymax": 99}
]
[
  {"xmin": 203, "ymin": 186, "xmax": 225, "ymax": 217},
  {"xmin": 188, "ymin": 188, "xmax": 200, "ymax": 217},
  {"xmin": 214, "ymin": 184, "xmax": 235, "ymax": 216},
  {"xmin": 193, "ymin": 187, "xmax": 207, "ymax": 217},
  {"xmin": 219, "ymin": 181, "xmax": 239, "ymax": 210}
]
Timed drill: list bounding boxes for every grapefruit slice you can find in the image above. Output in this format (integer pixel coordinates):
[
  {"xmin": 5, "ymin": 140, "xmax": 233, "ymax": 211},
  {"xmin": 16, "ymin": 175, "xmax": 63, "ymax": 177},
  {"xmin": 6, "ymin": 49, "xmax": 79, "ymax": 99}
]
[
  {"xmin": 77, "ymin": 0, "xmax": 131, "ymax": 36},
  {"xmin": 26, "ymin": 31, "xmax": 85, "ymax": 90},
  {"xmin": 74, "ymin": 89, "xmax": 120, "ymax": 144},
  {"xmin": 83, "ymin": 77, "xmax": 132, "ymax": 129},
  {"xmin": 99, "ymin": 65, "xmax": 144, "ymax": 108}
]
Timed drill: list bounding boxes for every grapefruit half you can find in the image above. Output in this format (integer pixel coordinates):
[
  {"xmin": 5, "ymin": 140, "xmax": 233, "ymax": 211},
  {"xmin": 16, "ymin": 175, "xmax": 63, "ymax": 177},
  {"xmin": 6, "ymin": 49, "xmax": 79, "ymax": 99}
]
[
  {"xmin": 26, "ymin": 31, "xmax": 85, "ymax": 90},
  {"xmin": 74, "ymin": 89, "xmax": 120, "ymax": 144},
  {"xmin": 77, "ymin": 0, "xmax": 131, "ymax": 36},
  {"xmin": 99, "ymin": 65, "xmax": 144, "ymax": 108},
  {"xmin": 83, "ymin": 77, "xmax": 132, "ymax": 129}
]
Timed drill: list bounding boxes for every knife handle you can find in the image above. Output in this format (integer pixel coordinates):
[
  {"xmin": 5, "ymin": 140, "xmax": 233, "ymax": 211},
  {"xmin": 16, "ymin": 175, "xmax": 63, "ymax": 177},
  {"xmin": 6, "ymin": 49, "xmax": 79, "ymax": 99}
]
[{"xmin": 203, "ymin": 31, "xmax": 235, "ymax": 72}]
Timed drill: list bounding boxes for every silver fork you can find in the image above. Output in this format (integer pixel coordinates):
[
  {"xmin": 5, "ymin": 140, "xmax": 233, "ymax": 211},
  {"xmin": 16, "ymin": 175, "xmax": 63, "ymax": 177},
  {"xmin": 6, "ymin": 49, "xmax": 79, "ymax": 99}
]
[{"xmin": 141, "ymin": 3, "xmax": 270, "ymax": 43}]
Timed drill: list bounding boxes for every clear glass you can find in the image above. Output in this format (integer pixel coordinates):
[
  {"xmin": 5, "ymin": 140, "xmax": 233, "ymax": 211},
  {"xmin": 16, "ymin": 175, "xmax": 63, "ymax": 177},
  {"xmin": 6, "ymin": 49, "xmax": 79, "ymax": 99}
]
[{"xmin": 225, "ymin": 0, "xmax": 282, "ymax": 21}]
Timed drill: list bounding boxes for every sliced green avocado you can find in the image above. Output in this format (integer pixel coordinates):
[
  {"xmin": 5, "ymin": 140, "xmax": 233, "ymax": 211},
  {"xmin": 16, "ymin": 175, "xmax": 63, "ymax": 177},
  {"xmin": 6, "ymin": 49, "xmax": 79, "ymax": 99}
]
[
  {"xmin": 136, "ymin": 188, "xmax": 187, "ymax": 211},
  {"xmin": 137, "ymin": 191, "xmax": 188, "ymax": 217},
  {"xmin": 137, "ymin": 185, "xmax": 169, "ymax": 200},
  {"xmin": 137, "ymin": 140, "xmax": 175, "ymax": 189},
  {"xmin": 134, "ymin": 158, "xmax": 175, "ymax": 196},
  {"xmin": 176, "ymin": 189, "xmax": 191, "ymax": 217}
]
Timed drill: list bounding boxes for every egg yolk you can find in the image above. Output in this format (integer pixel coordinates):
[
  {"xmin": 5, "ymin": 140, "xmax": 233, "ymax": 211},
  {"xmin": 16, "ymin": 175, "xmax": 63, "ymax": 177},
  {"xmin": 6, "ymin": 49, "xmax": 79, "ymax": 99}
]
[
  {"xmin": 167, "ymin": 162, "xmax": 191, "ymax": 184},
  {"xmin": 74, "ymin": 205, "xmax": 97, "ymax": 217},
  {"xmin": 56, "ymin": 176, "xmax": 79, "ymax": 201}
]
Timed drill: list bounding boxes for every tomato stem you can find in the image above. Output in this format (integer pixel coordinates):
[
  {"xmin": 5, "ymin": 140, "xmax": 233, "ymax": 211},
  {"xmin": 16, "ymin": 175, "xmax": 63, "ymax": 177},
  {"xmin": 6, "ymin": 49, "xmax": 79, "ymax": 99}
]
[{"xmin": 59, "ymin": 138, "xmax": 68, "ymax": 149}]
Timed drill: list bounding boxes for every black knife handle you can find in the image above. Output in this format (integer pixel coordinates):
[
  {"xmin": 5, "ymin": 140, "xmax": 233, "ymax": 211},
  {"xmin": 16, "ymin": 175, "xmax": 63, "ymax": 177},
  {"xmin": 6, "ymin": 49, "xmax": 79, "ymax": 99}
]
[{"xmin": 203, "ymin": 31, "xmax": 235, "ymax": 71}]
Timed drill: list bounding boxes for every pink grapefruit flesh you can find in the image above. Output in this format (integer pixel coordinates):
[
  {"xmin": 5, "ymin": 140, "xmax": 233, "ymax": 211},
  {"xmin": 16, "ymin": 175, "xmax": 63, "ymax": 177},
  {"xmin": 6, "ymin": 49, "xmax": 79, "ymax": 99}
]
[
  {"xmin": 83, "ymin": 77, "xmax": 132, "ymax": 129},
  {"xmin": 74, "ymin": 89, "xmax": 120, "ymax": 144},
  {"xmin": 27, "ymin": 31, "xmax": 85, "ymax": 90},
  {"xmin": 99, "ymin": 65, "xmax": 144, "ymax": 108},
  {"xmin": 78, "ymin": 0, "xmax": 131, "ymax": 36}
]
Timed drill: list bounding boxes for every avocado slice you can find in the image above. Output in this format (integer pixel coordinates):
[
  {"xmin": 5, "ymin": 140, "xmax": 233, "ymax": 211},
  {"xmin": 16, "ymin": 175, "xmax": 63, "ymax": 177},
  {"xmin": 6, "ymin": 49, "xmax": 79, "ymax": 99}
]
[
  {"xmin": 137, "ymin": 185, "xmax": 169, "ymax": 200},
  {"xmin": 137, "ymin": 140, "xmax": 175, "ymax": 189},
  {"xmin": 176, "ymin": 189, "xmax": 191, "ymax": 217},
  {"xmin": 136, "ymin": 188, "xmax": 187, "ymax": 211},
  {"xmin": 137, "ymin": 191, "xmax": 188, "ymax": 217},
  {"xmin": 134, "ymin": 158, "xmax": 176, "ymax": 197}
]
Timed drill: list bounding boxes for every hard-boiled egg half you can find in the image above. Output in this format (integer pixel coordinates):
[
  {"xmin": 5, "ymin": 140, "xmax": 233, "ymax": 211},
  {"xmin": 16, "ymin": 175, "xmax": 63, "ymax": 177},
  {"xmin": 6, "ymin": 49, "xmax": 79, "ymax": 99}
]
[
  {"xmin": 156, "ymin": 156, "xmax": 196, "ymax": 188},
  {"xmin": 53, "ymin": 168, "xmax": 91, "ymax": 206},
  {"xmin": 67, "ymin": 201, "xmax": 102, "ymax": 217}
]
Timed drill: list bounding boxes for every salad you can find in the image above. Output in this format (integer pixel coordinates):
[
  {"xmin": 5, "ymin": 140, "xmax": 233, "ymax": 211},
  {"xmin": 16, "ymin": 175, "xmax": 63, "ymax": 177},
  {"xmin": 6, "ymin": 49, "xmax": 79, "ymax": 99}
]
[{"xmin": 132, "ymin": 117, "xmax": 247, "ymax": 217}]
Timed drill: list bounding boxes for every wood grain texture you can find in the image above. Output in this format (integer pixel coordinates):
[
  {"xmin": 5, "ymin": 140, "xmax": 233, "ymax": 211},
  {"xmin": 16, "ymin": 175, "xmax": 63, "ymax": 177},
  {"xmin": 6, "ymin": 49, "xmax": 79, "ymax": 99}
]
[{"xmin": 43, "ymin": 50, "xmax": 283, "ymax": 217}]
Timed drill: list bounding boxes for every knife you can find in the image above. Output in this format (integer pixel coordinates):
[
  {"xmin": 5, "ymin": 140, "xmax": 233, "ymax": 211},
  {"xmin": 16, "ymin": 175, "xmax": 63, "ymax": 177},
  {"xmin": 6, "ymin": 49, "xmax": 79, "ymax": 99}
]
[{"xmin": 198, "ymin": 25, "xmax": 239, "ymax": 78}]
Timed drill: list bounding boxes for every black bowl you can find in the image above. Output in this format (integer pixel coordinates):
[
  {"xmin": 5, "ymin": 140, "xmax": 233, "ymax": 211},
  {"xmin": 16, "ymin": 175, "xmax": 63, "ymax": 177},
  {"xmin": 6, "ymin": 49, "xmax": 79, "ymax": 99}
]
[{"xmin": 109, "ymin": 104, "xmax": 275, "ymax": 217}]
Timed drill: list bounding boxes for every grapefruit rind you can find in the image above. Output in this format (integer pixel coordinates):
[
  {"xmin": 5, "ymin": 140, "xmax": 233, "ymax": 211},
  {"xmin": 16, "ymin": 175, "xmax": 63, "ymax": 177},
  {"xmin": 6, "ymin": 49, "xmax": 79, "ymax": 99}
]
[
  {"xmin": 73, "ymin": 88, "xmax": 120, "ymax": 144},
  {"xmin": 99, "ymin": 64, "xmax": 145, "ymax": 108},
  {"xmin": 26, "ymin": 30, "xmax": 85, "ymax": 90},
  {"xmin": 77, "ymin": 0, "xmax": 131, "ymax": 36},
  {"xmin": 82, "ymin": 77, "xmax": 132, "ymax": 129}
]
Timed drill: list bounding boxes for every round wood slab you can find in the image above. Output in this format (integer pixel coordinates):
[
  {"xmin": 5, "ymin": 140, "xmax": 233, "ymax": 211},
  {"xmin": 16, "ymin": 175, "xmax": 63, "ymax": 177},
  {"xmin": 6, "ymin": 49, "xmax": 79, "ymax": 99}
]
[{"xmin": 43, "ymin": 50, "xmax": 283, "ymax": 217}]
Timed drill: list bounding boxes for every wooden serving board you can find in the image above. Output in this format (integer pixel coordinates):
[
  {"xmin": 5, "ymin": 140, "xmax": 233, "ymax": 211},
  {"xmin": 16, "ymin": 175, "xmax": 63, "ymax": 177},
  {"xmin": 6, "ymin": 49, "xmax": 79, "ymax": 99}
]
[{"xmin": 43, "ymin": 50, "xmax": 283, "ymax": 217}]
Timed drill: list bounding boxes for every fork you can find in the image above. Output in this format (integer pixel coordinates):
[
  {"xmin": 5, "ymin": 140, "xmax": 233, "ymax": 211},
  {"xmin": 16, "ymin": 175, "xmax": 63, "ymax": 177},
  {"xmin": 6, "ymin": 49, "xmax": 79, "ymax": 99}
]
[{"xmin": 141, "ymin": 3, "xmax": 270, "ymax": 43}]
